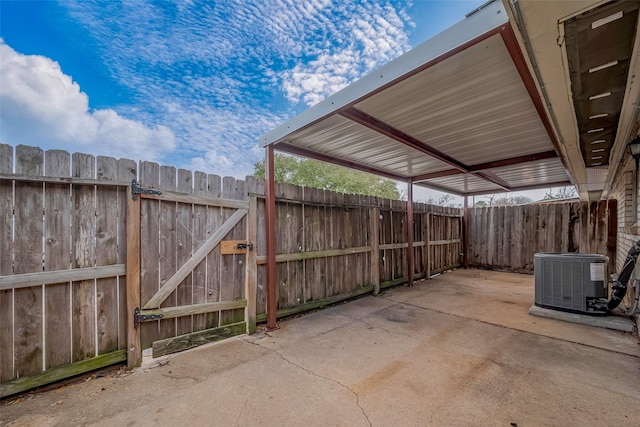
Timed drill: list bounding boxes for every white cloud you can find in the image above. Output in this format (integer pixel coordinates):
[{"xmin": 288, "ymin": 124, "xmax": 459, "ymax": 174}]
[
  {"xmin": 159, "ymin": 101, "xmax": 286, "ymax": 178},
  {"xmin": 63, "ymin": 0, "xmax": 412, "ymax": 109},
  {"xmin": 279, "ymin": 2, "xmax": 412, "ymax": 106},
  {"xmin": 0, "ymin": 40, "xmax": 175, "ymax": 161}
]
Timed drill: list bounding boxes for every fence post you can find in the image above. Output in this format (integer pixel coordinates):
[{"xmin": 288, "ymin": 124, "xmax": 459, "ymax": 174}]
[
  {"xmin": 245, "ymin": 195, "xmax": 257, "ymax": 334},
  {"xmin": 407, "ymin": 179, "xmax": 414, "ymax": 286},
  {"xmin": 264, "ymin": 146, "xmax": 278, "ymax": 330},
  {"xmin": 126, "ymin": 183, "xmax": 141, "ymax": 369},
  {"xmin": 426, "ymin": 213, "xmax": 431, "ymax": 279},
  {"xmin": 463, "ymin": 196, "xmax": 469, "ymax": 267},
  {"xmin": 370, "ymin": 206, "xmax": 380, "ymax": 294}
]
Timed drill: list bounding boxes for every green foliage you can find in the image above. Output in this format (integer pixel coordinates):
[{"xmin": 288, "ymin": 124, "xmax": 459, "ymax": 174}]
[{"xmin": 254, "ymin": 154, "xmax": 400, "ymax": 199}]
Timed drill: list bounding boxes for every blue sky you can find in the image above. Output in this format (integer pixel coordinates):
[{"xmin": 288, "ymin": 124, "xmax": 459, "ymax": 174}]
[{"xmin": 1, "ymin": 0, "xmax": 487, "ymax": 179}]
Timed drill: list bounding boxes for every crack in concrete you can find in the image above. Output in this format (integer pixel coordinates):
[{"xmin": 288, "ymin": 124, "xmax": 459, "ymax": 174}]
[
  {"xmin": 247, "ymin": 340, "xmax": 372, "ymax": 427},
  {"xmin": 160, "ymin": 373, "xmax": 199, "ymax": 382}
]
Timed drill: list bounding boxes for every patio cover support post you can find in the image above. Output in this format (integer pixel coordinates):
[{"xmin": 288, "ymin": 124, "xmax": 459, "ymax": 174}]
[
  {"xmin": 370, "ymin": 206, "xmax": 380, "ymax": 295},
  {"xmin": 463, "ymin": 196, "xmax": 469, "ymax": 267},
  {"xmin": 407, "ymin": 178, "xmax": 414, "ymax": 286},
  {"xmin": 265, "ymin": 145, "xmax": 278, "ymax": 330}
]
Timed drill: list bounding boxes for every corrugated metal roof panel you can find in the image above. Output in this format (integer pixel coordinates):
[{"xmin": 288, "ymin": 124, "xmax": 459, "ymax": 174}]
[
  {"xmin": 488, "ymin": 158, "xmax": 569, "ymax": 187},
  {"xmin": 356, "ymin": 34, "xmax": 554, "ymax": 166},
  {"xmin": 288, "ymin": 115, "xmax": 453, "ymax": 177},
  {"xmin": 421, "ymin": 173, "xmax": 504, "ymax": 194}
]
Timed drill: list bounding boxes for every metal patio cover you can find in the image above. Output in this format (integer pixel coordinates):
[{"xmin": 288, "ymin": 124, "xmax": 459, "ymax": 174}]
[{"xmin": 260, "ymin": 1, "xmax": 572, "ymax": 196}]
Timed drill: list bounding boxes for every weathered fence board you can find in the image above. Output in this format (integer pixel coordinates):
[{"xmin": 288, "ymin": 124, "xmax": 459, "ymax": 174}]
[
  {"xmin": 44, "ymin": 150, "xmax": 72, "ymax": 370},
  {"xmin": 192, "ymin": 171, "xmax": 208, "ymax": 331},
  {"xmin": 205, "ymin": 173, "xmax": 222, "ymax": 329},
  {"xmin": 468, "ymin": 201, "xmax": 616, "ymax": 273},
  {"xmin": 0, "ymin": 144, "xmax": 13, "ymax": 383},
  {"xmin": 176, "ymin": 169, "xmax": 193, "ymax": 336},
  {"xmin": 140, "ymin": 161, "xmax": 161, "ymax": 350},
  {"xmin": 14, "ymin": 146, "xmax": 44, "ymax": 379}
]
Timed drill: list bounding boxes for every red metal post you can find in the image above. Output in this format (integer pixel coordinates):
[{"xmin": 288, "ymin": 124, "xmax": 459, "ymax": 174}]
[
  {"xmin": 407, "ymin": 178, "xmax": 414, "ymax": 286},
  {"xmin": 265, "ymin": 145, "xmax": 278, "ymax": 329},
  {"xmin": 463, "ymin": 195, "xmax": 469, "ymax": 267}
]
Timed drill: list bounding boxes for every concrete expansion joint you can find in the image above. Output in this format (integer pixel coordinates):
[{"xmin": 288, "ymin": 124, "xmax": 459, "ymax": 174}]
[{"xmin": 247, "ymin": 340, "xmax": 372, "ymax": 427}]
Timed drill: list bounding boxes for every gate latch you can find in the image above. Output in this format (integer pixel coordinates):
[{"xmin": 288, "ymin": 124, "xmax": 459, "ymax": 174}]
[
  {"xmin": 236, "ymin": 242, "xmax": 254, "ymax": 251},
  {"xmin": 134, "ymin": 307, "xmax": 164, "ymax": 328},
  {"xmin": 131, "ymin": 180, "xmax": 162, "ymax": 201}
]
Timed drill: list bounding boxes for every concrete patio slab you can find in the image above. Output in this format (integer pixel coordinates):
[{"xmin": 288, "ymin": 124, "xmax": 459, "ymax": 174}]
[{"xmin": 2, "ymin": 269, "xmax": 639, "ymax": 427}]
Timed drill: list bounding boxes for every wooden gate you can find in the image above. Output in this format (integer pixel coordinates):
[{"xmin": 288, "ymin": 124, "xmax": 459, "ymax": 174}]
[{"xmin": 126, "ymin": 167, "xmax": 256, "ymax": 366}]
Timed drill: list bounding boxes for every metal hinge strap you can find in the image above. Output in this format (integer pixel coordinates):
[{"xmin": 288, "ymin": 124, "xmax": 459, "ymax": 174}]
[
  {"xmin": 131, "ymin": 179, "xmax": 162, "ymax": 201},
  {"xmin": 134, "ymin": 307, "xmax": 164, "ymax": 328}
]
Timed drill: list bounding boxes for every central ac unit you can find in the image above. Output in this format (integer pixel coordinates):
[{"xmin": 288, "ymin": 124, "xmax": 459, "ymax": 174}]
[{"xmin": 534, "ymin": 253, "xmax": 608, "ymax": 314}]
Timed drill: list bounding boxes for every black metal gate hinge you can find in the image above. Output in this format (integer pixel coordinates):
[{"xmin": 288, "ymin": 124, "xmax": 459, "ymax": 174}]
[
  {"xmin": 134, "ymin": 307, "xmax": 164, "ymax": 328},
  {"xmin": 131, "ymin": 179, "xmax": 162, "ymax": 201}
]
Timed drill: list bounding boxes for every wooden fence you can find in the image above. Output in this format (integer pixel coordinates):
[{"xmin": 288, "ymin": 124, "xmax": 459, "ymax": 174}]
[
  {"xmin": 251, "ymin": 181, "xmax": 462, "ymax": 320},
  {"xmin": 0, "ymin": 145, "xmax": 131, "ymax": 396},
  {"xmin": 467, "ymin": 200, "xmax": 617, "ymax": 274},
  {"xmin": 0, "ymin": 144, "xmax": 462, "ymax": 397}
]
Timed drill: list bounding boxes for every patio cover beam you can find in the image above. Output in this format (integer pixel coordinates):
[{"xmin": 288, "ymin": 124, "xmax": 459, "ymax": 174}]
[
  {"xmin": 277, "ymin": 142, "xmax": 408, "ymax": 182},
  {"xmin": 412, "ymin": 150, "xmax": 558, "ymax": 182},
  {"xmin": 407, "ymin": 178, "xmax": 414, "ymax": 287},
  {"xmin": 340, "ymin": 107, "xmax": 510, "ymax": 191},
  {"xmin": 465, "ymin": 180, "xmax": 572, "ymax": 197}
]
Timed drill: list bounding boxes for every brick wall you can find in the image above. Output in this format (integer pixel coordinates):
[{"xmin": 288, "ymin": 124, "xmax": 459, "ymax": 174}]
[{"xmin": 609, "ymin": 156, "xmax": 638, "ymax": 310}]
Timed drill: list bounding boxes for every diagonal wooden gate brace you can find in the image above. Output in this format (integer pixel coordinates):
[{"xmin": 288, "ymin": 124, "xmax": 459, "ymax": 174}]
[{"xmin": 143, "ymin": 208, "xmax": 248, "ymax": 309}]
